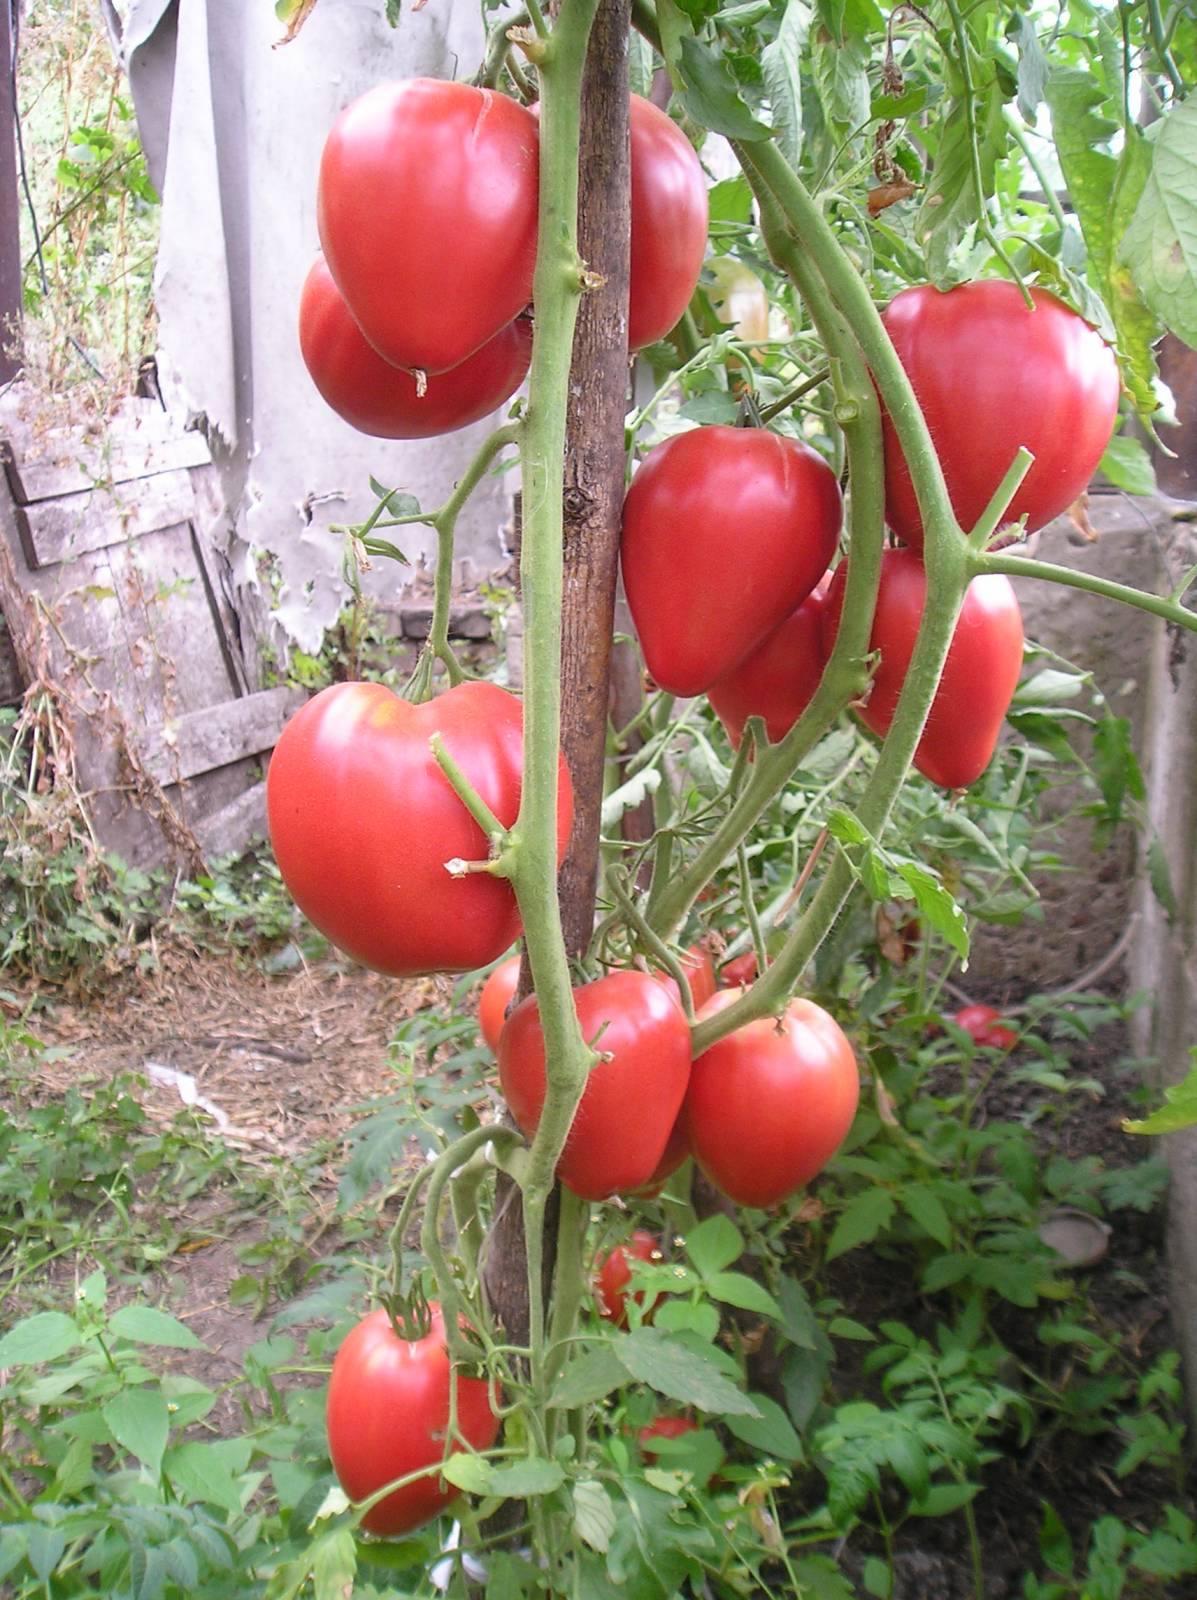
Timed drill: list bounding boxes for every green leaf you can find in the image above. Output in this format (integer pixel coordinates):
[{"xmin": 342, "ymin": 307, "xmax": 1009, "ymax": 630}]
[
  {"xmin": 677, "ymin": 37, "xmax": 772, "ymax": 138},
  {"xmin": 894, "ymin": 861, "xmax": 968, "ymax": 960},
  {"xmin": 1125, "ymin": 1059, "xmax": 1197, "ymax": 1135},
  {"xmin": 902, "ymin": 1185, "xmax": 953, "ymax": 1248},
  {"xmin": 440, "ymin": 1453, "xmax": 563, "ymax": 1498},
  {"xmin": 762, "ymin": 0, "xmax": 805, "ymax": 166},
  {"xmin": 1038, "ymin": 1499, "xmax": 1074, "ymax": 1576},
  {"xmin": 1120, "ymin": 96, "xmax": 1197, "ymax": 351},
  {"xmin": 549, "ymin": 1345, "xmax": 629, "ymax": 1409},
  {"xmin": 683, "ymin": 1213, "xmax": 744, "ymax": 1276},
  {"xmin": 109, "ymin": 1306, "xmax": 206, "ymax": 1350},
  {"xmin": 1092, "ymin": 714, "xmax": 1145, "ymax": 828},
  {"xmin": 706, "ymin": 1270, "xmax": 782, "ymax": 1319},
  {"xmin": 573, "ymin": 1480, "xmax": 617, "ymax": 1554},
  {"xmin": 910, "ymin": 1480, "xmax": 982, "ymax": 1516},
  {"xmin": 25, "ymin": 1526, "xmax": 66, "ymax": 1585},
  {"xmin": 368, "ymin": 478, "xmax": 420, "ymax": 518},
  {"xmin": 613, "ymin": 1328, "xmax": 760, "ymax": 1417},
  {"xmin": 918, "ymin": 80, "xmax": 1007, "ymax": 280},
  {"xmin": 165, "ymin": 1439, "xmax": 252, "ymax": 1512},
  {"xmin": 0, "ymin": 1311, "xmax": 82, "ymax": 1368},
  {"xmin": 1100, "ymin": 434, "xmax": 1157, "ymax": 496},
  {"xmin": 601, "ymin": 767, "xmax": 661, "ymax": 829},
  {"xmin": 883, "ymin": 1429, "xmax": 930, "ymax": 1502},
  {"xmin": 827, "ymin": 1316, "xmax": 876, "ymax": 1342},
  {"xmin": 724, "ymin": 1392, "xmax": 805, "ymax": 1460},
  {"xmin": 312, "ymin": 1529, "xmax": 357, "ymax": 1600},
  {"xmin": 102, "ymin": 1387, "xmax": 170, "ymax": 1474},
  {"xmin": 776, "ymin": 1275, "xmax": 818, "ymax": 1351},
  {"xmin": 1012, "ymin": 14, "xmax": 1048, "ymax": 121},
  {"xmin": 1148, "ymin": 834, "xmax": 1180, "ymax": 923},
  {"xmin": 826, "ymin": 1188, "xmax": 896, "ymax": 1259},
  {"xmin": 708, "ymin": 176, "xmax": 753, "ymax": 224}
]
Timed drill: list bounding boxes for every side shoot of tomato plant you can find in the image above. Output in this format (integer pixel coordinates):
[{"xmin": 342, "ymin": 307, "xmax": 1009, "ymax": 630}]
[{"xmin": 261, "ymin": 0, "xmax": 1197, "ymax": 1591}]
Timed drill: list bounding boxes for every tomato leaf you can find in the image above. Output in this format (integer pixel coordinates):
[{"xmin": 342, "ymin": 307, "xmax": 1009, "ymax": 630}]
[
  {"xmin": 573, "ymin": 1480, "xmax": 617, "ymax": 1554},
  {"xmin": 826, "ymin": 1188, "xmax": 896, "ymax": 1260},
  {"xmin": 600, "ymin": 766, "xmax": 661, "ymax": 830},
  {"xmin": 761, "ymin": 0, "xmax": 805, "ymax": 166},
  {"xmin": 1099, "ymin": 434, "xmax": 1157, "ymax": 496},
  {"xmin": 917, "ymin": 80, "xmax": 1007, "ymax": 281},
  {"xmin": 613, "ymin": 1329, "xmax": 761, "ymax": 1417},
  {"xmin": 1119, "ymin": 95, "xmax": 1197, "ymax": 352},
  {"xmin": 901, "ymin": 1185, "xmax": 953, "ymax": 1249},
  {"xmin": 677, "ymin": 38, "xmax": 772, "ymax": 138},
  {"xmin": 312, "ymin": 1529, "xmax": 357, "ymax": 1600},
  {"xmin": 705, "ymin": 1270, "xmax": 782, "ymax": 1319},
  {"xmin": 682, "ymin": 1212, "xmax": 744, "ymax": 1276},
  {"xmin": 548, "ymin": 1345, "xmax": 629, "ymax": 1409},
  {"xmin": 894, "ymin": 861, "xmax": 969, "ymax": 961},
  {"xmin": 723, "ymin": 1393, "xmax": 805, "ymax": 1461},
  {"xmin": 1124, "ymin": 1058, "xmax": 1197, "ymax": 1135}
]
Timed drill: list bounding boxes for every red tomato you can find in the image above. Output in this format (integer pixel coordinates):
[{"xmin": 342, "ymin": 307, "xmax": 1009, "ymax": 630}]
[
  {"xmin": 880, "ymin": 282, "xmax": 1120, "ymax": 549},
  {"xmin": 685, "ymin": 991, "xmax": 859, "ymax": 1209},
  {"xmin": 318, "ymin": 80, "xmax": 539, "ymax": 374},
  {"xmin": 953, "ymin": 1004, "xmax": 1018, "ymax": 1051},
  {"xmin": 498, "ymin": 971, "xmax": 692, "ymax": 1200},
  {"xmin": 627, "ymin": 96, "xmax": 709, "ymax": 351},
  {"xmin": 478, "ymin": 955, "xmax": 521, "ymax": 1053},
  {"xmin": 708, "ymin": 580, "xmax": 830, "ymax": 747},
  {"xmin": 299, "ymin": 259, "xmax": 531, "ymax": 439},
  {"xmin": 621, "ymin": 427, "xmax": 842, "ymax": 697},
  {"xmin": 632, "ymin": 1113, "xmax": 691, "ymax": 1198},
  {"xmin": 594, "ymin": 1229, "xmax": 663, "ymax": 1326},
  {"xmin": 267, "ymin": 681, "xmax": 572, "ymax": 978},
  {"xmin": 638, "ymin": 1416, "xmax": 698, "ymax": 1458},
  {"xmin": 822, "ymin": 549, "xmax": 1024, "ymax": 789},
  {"xmin": 652, "ymin": 942, "xmax": 718, "ymax": 1012},
  {"xmin": 326, "ymin": 1305, "xmax": 499, "ymax": 1536},
  {"xmin": 720, "ymin": 950, "xmax": 759, "ymax": 987}
]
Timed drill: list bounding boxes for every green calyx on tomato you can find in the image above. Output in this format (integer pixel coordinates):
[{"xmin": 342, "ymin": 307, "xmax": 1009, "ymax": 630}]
[
  {"xmin": 685, "ymin": 990, "xmax": 860, "ymax": 1209},
  {"xmin": 498, "ymin": 970, "xmax": 692, "ymax": 1201},
  {"xmin": 621, "ymin": 426, "xmax": 843, "ymax": 698},
  {"xmin": 317, "ymin": 78, "xmax": 540, "ymax": 376},
  {"xmin": 326, "ymin": 1305, "xmax": 500, "ymax": 1537},
  {"xmin": 822, "ymin": 547, "xmax": 1025, "ymax": 791},
  {"xmin": 299, "ymin": 257, "xmax": 531, "ymax": 440},
  {"xmin": 879, "ymin": 281, "xmax": 1121, "ymax": 549},
  {"xmin": 266, "ymin": 681, "xmax": 573, "ymax": 978}
]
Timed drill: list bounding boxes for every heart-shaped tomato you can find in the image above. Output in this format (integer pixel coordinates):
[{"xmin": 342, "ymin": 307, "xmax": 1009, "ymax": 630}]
[
  {"xmin": 685, "ymin": 991, "xmax": 859, "ymax": 1209},
  {"xmin": 299, "ymin": 258, "xmax": 531, "ymax": 439},
  {"xmin": 822, "ymin": 548, "xmax": 1024, "ymax": 790},
  {"xmin": 621, "ymin": 427, "xmax": 842, "ymax": 697},
  {"xmin": 267, "ymin": 681, "xmax": 572, "ymax": 977},
  {"xmin": 498, "ymin": 970, "xmax": 692, "ymax": 1200},
  {"xmin": 317, "ymin": 79, "xmax": 539, "ymax": 375},
  {"xmin": 708, "ymin": 580, "xmax": 830, "ymax": 747}
]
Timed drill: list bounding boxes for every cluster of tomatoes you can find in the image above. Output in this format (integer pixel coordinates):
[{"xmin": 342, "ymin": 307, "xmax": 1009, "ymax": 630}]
[
  {"xmin": 299, "ymin": 78, "xmax": 708, "ymax": 439},
  {"xmin": 624, "ymin": 279, "xmax": 1121, "ymax": 789}
]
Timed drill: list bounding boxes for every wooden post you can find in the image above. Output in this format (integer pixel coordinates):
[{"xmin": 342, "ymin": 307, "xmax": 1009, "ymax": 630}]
[{"xmin": 0, "ymin": 1, "xmax": 23, "ymax": 383}]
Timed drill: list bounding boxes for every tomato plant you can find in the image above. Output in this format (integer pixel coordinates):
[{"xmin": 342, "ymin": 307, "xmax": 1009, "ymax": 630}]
[
  {"xmin": 707, "ymin": 580, "xmax": 829, "ymax": 747},
  {"xmin": 637, "ymin": 1415, "xmax": 698, "ymax": 1458},
  {"xmin": 498, "ymin": 970, "xmax": 691, "ymax": 1199},
  {"xmin": 317, "ymin": 78, "xmax": 539, "ymax": 374},
  {"xmin": 266, "ymin": 681, "xmax": 572, "ymax": 976},
  {"xmin": 652, "ymin": 940, "xmax": 718, "ymax": 1011},
  {"xmin": 593, "ymin": 1229, "xmax": 663, "ymax": 1326},
  {"xmin": 325, "ymin": 1305, "xmax": 500, "ymax": 1536},
  {"xmin": 823, "ymin": 548, "xmax": 1025, "ymax": 790},
  {"xmin": 299, "ymin": 258, "xmax": 532, "ymax": 439},
  {"xmin": 685, "ymin": 991, "xmax": 860, "ymax": 1208},
  {"xmin": 620, "ymin": 426, "xmax": 843, "ymax": 696},
  {"xmin": 879, "ymin": 283, "xmax": 1121, "ymax": 549},
  {"xmin": 954, "ymin": 1004, "xmax": 1019, "ymax": 1051},
  {"xmin": 478, "ymin": 954, "xmax": 522, "ymax": 1052}
]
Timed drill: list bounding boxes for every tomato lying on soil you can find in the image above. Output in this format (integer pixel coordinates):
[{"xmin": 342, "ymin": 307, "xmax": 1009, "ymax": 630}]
[
  {"xmin": 686, "ymin": 990, "xmax": 859, "ymax": 1209},
  {"xmin": 822, "ymin": 548, "xmax": 1025, "ymax": 790},
  {"xmin": 621, "ymin": 427, "xmax": 842, "ymax": 697},
  {"xmin": 879, "ymin": 282, "xmax": 1120, "ymax": 549},
  {"xmin": 299, "ymin": 258, "xmax": 531, "ymax": 438},
  {"xmin": 318, "ymin": 79, "xmax": 539, "ymax": 374},
  {"xmin": 267, "ymin": 681, "xmax": 572, "ymax": 977},
  {"xmin": 326, "ymin": 1305, "xmax": 499, "ymax": 1536},
  {"xmin": 499, "ymin": 970, "xmax": 692, "ymax": 1200},
  {"xmin": 953, "ymin": 1004, "xmax": 1018, "ymax": 1051},
  {"xmin": 594, "ymin": 1230, "xmax": 663, "ymax": 1326},
  {"xmin": 638, "ymin": 1416, "xmax": 698, "ymax": 1458}
]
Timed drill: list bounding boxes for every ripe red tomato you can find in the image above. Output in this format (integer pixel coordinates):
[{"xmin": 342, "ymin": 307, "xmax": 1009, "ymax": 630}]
[
  {"xmin": 498, "ymin": 970, "xmax": 692, "ymax": 1200},
  {"xmin": 652, "ymin": 942, "xmax": 718, "ymax": 1012},
  {"xmin": 267, "ymin": 681, "xmax": 572, "ymax": 977},
  {"xmin": 317, "ymin": 79, "xmax": 539, "ymax": 374},
  {"xmin": 621, "ymin": 427, "xmax": 842, "ymax": 697},
  {"xmin": 822, "ymin": 548, "xmax": 1024, "ymax": 790},
  {"xmin": 478, "ymin": 955, "xmax": 521, "ymax": 1053},
  {"xmin": 326, "ymin": 1305, "xmax": 499, "ymax": 1536},
  {"xmin": 686, "ymin": 990, "xmax": 859, "ymax": 1209},
  {"xmin": 720, "ymin": 949, "xmax": 759, "ymax": 987},
  {"xmin": 594, "ymin": 1229, "xmax": 663, "ymax": 1326},
  {"xmin": 638, "ymin": 1416, "xmax": 698, "ymax": 1458},
  {"xmin": 632, "ymin": 1113, "xmax": 691, "ymax": 1198},
  {"xmin": 627, "ymin": 96, "xmax": 708, "ymax": 351},
  {"xmin": 953, "ymin": 1004, "xmax": 1018, "ymax": 1051},
  {"xmin": 708, "ymin": 580, "xmax": 830, "ymax": 747},
  {"xmin": 880, "ymin": 282, "xmax": 1120, "ymax": 549},
  {"xmin": 299, "ymin": 258, "xmax": 531, "ymax": 439}
]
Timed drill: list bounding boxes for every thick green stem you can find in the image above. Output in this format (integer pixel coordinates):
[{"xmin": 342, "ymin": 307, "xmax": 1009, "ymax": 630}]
[
  {"xmin": 545, "ymin": 1187, "xmax": 591, "ymax": 1386},
  {"xmin": 973, "ymin": 548, "xmax": 1197, "ymax": 634},
  {"xmin": 507, "ymin": 0, "xmax": 602, "ymax": 1382}
]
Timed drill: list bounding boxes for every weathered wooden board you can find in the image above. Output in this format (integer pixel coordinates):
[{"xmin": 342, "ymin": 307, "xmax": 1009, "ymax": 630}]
[
  {"xmin": 193, "ymin": 779, "xmax": 270, "ymax": 860},
  {"xmin": 142, "ymin": 686, "xmax": 306, "ymax": 785},
  {"xmin": 16, "ymin": 467, "xmax": 196, "ymax": 569},
  {"xmin": 1, "ymin": 425, "xmax": 210, "ymax": 504}
]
